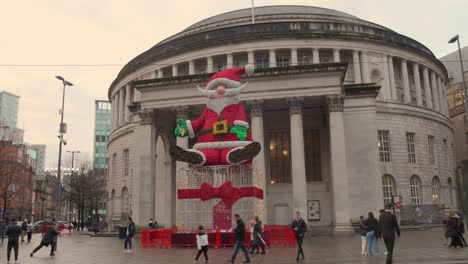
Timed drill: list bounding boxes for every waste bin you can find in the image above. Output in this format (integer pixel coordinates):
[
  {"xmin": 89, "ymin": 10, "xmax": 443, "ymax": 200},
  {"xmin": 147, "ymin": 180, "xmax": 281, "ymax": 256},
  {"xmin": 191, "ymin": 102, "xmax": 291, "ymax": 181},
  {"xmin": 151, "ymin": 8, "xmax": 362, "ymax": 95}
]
[{"xmin": 119, "ymin": 226, "xmax": 126, "ymax": 239}]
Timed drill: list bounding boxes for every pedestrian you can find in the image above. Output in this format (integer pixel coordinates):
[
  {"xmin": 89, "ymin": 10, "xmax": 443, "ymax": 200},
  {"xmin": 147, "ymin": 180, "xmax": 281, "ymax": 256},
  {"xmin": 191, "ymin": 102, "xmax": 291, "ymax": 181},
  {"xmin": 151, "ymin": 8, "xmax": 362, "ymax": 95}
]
[
  {"xmin": 228, "ymin": 214, "xmax": 251, "ymax": 263},
  {"xmin": 364, "ymin": 212, "xmax": 380, "ymax": 256},
  {"xmin": 457, "ymin": 213, "xmax": 467, "ymax": 247},
  {"xmin": 148, "ymin": 219, "xmax": 156, "ymax": 229},
  {"xmin": 248, "ymin": 221, "xmax": 255, "ymax": 253},
  {"xmin": 123, "ymin": 217, "xmax": 135, "ymax": 253},
  {"xmin": 27, "ymin": 220, "xmax": 33, "ymax": 243},
  {"xmin": 252, "ymin": 216, "xmax": 265, "ymax": 255},
  {"xmin": 359, "ymin": 215, "xmax": 367, "ymax": 256},
  {"xmin": 5, "ymin": 218, "xmax": 21, "ymax": 264},
  {"xmin": 30, "ymin": 226, "xmax": 59, "ymax": 257},
  {"xmin": 20, "ymin": 219, "xmax": 27, "ymax": 243},
  {"xmin": 443, "ymin": 214, "xmax": 451, "ymax": 246},
  {"xmin": 379, "ymin": 204, "xmax": 400, "ymax": 264},
  {"xmin": 194, "ymin": 225, "xmax": 209, "ymax": 263},
  {"xmin": 291, "ymin": 211, "xmax": 307, "ymax": 262},
  {"xmin": 0, "ymin": 219, "xmax": 6, "ymax": 246},
  {"xmin": 449, "ymin": 214, "xmax": 464, "ymax": 248}
]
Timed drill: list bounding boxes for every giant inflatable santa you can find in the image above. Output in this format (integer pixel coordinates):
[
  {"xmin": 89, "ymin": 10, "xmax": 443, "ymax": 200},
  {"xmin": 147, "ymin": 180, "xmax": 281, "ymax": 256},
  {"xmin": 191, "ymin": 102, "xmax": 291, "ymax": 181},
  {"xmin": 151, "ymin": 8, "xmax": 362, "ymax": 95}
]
[{"xmin": 170, "ymin": 65, "xmax": 261, "ymax": 166}]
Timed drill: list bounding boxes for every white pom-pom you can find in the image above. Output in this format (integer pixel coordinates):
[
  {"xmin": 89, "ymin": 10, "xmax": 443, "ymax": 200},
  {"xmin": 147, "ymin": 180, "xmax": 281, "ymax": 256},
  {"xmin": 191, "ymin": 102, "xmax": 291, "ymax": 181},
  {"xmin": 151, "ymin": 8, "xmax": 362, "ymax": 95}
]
[{"xmin": 244, "ymin": 64, "xmax": 254, "ymax": 76}]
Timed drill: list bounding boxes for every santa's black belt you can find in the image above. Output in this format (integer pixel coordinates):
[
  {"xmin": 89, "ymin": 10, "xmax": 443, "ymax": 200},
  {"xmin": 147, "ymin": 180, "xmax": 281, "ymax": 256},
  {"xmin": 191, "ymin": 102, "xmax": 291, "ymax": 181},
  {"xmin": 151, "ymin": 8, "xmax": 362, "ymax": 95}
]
[{"xmin": 197, "ymin": 126, "xmax": 234, "ymax": 137}]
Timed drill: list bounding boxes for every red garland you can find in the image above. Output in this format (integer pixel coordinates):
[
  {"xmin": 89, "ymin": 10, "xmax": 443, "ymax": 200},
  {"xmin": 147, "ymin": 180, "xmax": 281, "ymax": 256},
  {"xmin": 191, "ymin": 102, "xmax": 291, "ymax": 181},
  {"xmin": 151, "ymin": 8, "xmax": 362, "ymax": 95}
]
[{"xmin": 178, "ymin": 181, "xmax": 263, "ymax": 206}]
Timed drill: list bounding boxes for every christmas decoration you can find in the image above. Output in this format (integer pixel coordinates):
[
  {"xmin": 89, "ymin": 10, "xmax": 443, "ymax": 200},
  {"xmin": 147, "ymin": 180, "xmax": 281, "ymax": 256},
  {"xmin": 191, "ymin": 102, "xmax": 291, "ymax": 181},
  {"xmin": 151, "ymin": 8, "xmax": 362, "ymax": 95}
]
[{"xmin": 170, "ymin": 65, "xmax": 261, "ymax": 166}]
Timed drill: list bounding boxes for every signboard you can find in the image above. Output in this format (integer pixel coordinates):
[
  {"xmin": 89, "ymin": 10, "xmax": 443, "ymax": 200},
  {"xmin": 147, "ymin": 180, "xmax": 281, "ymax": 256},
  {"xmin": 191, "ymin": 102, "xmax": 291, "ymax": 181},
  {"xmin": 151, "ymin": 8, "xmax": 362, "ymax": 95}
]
[{"xmin": 307, "ymin": 200, "xmax": 320, "ymax": 221}]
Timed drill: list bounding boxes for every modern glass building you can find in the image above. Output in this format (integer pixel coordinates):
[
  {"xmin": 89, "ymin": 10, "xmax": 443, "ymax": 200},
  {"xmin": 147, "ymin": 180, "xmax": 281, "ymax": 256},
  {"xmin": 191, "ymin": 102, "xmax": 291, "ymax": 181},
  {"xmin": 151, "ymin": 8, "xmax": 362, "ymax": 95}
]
[
  {"xmin": 0, "ymin": 91, "xmax": 20, "ymax": 129},
  {"xmin": 93, "ymin": 100, "xmax": 111, "ymax": 171}
]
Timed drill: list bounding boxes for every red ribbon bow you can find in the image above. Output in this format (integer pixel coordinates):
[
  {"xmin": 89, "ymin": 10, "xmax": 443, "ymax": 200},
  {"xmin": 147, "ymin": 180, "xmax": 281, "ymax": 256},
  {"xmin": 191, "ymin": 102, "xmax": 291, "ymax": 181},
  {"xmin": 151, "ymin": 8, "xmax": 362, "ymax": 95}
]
[{"xmin": 178, "ymin": 181, "xmax": 263, "ymax": 206}]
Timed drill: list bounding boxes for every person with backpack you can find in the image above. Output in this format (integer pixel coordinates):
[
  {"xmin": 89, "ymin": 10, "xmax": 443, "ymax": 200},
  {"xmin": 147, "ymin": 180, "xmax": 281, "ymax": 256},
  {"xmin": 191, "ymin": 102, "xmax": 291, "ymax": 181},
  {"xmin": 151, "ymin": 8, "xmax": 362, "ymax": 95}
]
[
  {"xmin": 194, "ymin": 225, "xmax": 209, "ymax": 263},
  {"xmin": 364, "ymin": 212, "xmax": 380, "ymax": 256},
  {"xmin": 5, "ymin": 218, "xmax": 22, "ymax": 264},
  {"xmin": 123, "ymin": 217, "xmax": 135, "ymax": 253},
  {"xmin": 30, "ymin": 226, "xmax": 60, "ymax": 257},
  {"xmin": 20, "ymin": 219, "xmax": 27, "ymax": 243}
]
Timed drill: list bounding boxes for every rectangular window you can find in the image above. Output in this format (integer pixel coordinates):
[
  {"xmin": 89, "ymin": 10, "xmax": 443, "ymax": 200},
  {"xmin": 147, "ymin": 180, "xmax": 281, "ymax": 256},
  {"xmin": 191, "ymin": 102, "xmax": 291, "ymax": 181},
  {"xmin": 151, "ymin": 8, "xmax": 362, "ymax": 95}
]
[
  {"xmin": 112, "ymin": 153, "xmax": 116, "ymax": 177},
  {"xmin": 269, "ymin": 131, "xmax": 291, "ymax": 183},
  {"xmin": 255, "ymin": 55, "xmax": 269, "ymax": 69},
  {"xmin": 276, "ymin": 55, "xmax": 290, "ymax": 67},
  {"xmin": 378, "ymin": 130, "xmax": 391, "ymax": 162},
  {"xmin": 304, "ymin": 130, "xmax": 322, "ymax": 181},
  {"xmin": 95, "ymin": 135, "xmax": 100, "ymax": 142},
  {"xmin": 406, "ymin": 132, "xmax": 416, "ymax": 163},
  {"xmin": 123, "ymin": 149, "xmax": 129, "ymax": 177},
  {"xmin": 428, "ymin": 136, "xmax": 435, "ymax": 165}
]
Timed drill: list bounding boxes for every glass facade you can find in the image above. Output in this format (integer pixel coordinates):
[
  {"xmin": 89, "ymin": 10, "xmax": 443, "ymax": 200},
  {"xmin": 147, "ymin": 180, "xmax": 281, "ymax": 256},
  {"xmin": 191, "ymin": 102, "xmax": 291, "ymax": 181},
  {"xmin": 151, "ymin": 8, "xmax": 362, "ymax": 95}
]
[
  {"xmin": 0, "ymin": 91, "xmax": 20, "ymax": 129},
  {"xmin": 93, "ymin": 100, "xmax": 111, "ymax": 169}
]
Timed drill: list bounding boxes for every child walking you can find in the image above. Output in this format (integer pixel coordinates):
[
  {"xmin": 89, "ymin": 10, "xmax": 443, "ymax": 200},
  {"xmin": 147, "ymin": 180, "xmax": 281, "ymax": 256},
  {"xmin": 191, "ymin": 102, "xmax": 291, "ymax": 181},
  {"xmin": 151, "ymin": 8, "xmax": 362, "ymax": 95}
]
[{"xmin": 194, "ymin": 225, "xmax": 209, "ymax": 263}]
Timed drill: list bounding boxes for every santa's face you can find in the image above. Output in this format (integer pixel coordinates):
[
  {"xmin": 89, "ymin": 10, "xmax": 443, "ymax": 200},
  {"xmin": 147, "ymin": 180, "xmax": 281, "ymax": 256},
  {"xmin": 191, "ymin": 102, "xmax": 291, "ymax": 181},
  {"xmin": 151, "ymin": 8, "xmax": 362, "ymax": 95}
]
[{"xmin": 215, "ymin": 85, "xmax": 227, "ymax": 99}]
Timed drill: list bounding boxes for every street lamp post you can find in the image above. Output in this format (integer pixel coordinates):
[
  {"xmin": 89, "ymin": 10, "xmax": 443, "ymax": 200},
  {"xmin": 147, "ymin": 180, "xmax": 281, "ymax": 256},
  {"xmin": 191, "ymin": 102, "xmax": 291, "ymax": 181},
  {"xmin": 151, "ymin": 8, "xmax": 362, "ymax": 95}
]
[
  {"xmin": 449, "ymin": 34, "xmax": 468, "ymax": 114},
  {"xmin": 55, "ymin": 76, "xmax": 73, "ymax": 219},
  {"xmin": 66, "ymin": 150, "xmax": 81, "ymax": 168}
]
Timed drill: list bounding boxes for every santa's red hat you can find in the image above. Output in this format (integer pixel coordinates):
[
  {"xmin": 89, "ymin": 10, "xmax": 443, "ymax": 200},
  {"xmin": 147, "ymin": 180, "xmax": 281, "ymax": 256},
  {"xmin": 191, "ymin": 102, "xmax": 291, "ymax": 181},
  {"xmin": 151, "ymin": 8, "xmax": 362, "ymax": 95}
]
[{"xmin": 204, "ymin": 65, "xmax": 254, "ymax": 90}]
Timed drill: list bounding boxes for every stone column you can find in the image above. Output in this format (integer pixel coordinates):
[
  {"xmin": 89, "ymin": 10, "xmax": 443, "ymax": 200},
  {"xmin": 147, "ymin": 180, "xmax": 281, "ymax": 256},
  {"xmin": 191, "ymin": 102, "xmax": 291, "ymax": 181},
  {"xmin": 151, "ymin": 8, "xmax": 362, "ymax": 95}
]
[
  {"xmin": 172, "ymin": 64, "xmax": 178, "ymax": 77},
  {"xmin": 150, "ymin": 70, "xmax": 157, "ymax": 79},
  {"xmin": 333, "ymin": 49, "xmax": 340, "ymax": 63},
  {"xmin": 388, "ymin": 56, "xmax": 397, "ymax": 101},
  {"xmin": 352, "ymin": 50, "xmax": 362, "ymax": 84},
  {"xmin": 133, "ymin": 109, "xmax": 156, "ymax": 225},
  {"xmin": 413, "ymin": 64, "xmax": 423, "ymax": 106},
  {"xmin": 118, "ymin": 89, "xmax": 125, "ymax": 126},
  {"xmin": 286, "ymin": 97, "xmax": 307, "ymax": 217},
  {"xmin": 269, "ymin": 49, "xmax": 276, "ymax": 67},
  {"xmin": 188, "ymin": 60, "xmax": 195, "ymax": 75},
  {"xmin": 227, "ymin": 53, "xmax": 233, "ymax": 68},
  {"xmin": 247, "ymin": 51, "xmax": 255, "ymax": 65},
  {"xmin": 207, "ymin": 57, "xmax": 213, "ymax": 73},
  {"xmin": 360, "ymin": 51, "xmax": 370, "ymax": 83},
  {"xmin": 157, "ymin": 69, "xmax": 163, "ymax": 78},
  {"xmin": 437, "ymin": 76, "xmax": 445, "ymax": 114},
  {"xmin": 125, "ymin": 84, "xmax": 131, "ymax": 123},
  {"xmin": 326, "ymin": 95, "xmax": 352, "ymax": 233},
  {"xmin": 423, "ymin": 67, "xmax": 433, "ymax": 109},
  {"xmin": 431, "ymin": 71, "xmax": 440, "ymax": 111},
  {"xmin": 401, "ymin": 59, "xmax": 411, "ymax": 104},
  {"xmin": 111, "ymin": 95, "xmax": 116, "ymax": 129},
  {"xmin": 382, "ymin": 55, "xmax": 391, "ymax": 100},
  {"xmin": 312, "ymin": 48, "xmax": 320, "ymax": 64},
  {"xmin": 247, "ymin": 100, "xmax": 267, "ymax": 223},
  {"xmin": 291, "ymin": 48, "xmax": 298, "ymax": 66}
]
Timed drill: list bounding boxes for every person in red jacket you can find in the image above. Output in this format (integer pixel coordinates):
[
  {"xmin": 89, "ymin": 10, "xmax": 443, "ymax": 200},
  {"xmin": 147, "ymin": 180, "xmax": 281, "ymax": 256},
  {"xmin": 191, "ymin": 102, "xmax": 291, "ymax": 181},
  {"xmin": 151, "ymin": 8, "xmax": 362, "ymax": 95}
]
[{"xmin": 170, "ymin": 65, "xmax": 260, "ymax": 166}]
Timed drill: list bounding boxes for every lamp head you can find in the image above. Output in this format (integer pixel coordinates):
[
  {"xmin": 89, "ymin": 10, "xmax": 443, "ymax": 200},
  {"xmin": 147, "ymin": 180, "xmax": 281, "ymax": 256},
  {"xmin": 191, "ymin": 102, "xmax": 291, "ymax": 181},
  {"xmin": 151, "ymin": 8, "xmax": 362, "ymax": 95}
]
[
  {"xmin": 64, "ymin": 81, "xmax": 74, "ymax": 86},
  {"xmin": 55, "ymin": 76, "xmax": 64, "ymax": 81},
  {"xmin": 449, "ymin": 35, "xmax": 459, "ymax": 44}
]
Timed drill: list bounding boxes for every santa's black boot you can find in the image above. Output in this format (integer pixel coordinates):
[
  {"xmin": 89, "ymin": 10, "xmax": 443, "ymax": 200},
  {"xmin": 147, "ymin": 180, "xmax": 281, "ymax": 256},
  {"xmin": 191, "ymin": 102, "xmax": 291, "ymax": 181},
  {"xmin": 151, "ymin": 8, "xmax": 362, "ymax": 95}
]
[
  {"xmin": 227, "ymin": 142, "xmax": 261, "ymax": 164},
  {"xmin": 169, "ymin": 146, "xmax": 204, "ymax": 165}
]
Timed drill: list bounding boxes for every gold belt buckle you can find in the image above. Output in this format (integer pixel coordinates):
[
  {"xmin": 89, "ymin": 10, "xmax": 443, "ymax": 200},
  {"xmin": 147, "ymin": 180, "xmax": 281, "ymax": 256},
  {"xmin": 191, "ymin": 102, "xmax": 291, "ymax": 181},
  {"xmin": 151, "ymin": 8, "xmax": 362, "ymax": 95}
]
[{"xmin": 213, "ymin": 120, "xmax": 228, "ymax": 135}]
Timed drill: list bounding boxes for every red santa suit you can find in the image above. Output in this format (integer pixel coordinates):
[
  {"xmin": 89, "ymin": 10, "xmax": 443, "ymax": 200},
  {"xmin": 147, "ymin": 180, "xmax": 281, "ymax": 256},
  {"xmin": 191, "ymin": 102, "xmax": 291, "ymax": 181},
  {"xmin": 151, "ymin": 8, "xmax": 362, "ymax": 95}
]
[{"xmin": 186, "ymin": 103, "xmax": 252, "ymax": 165}]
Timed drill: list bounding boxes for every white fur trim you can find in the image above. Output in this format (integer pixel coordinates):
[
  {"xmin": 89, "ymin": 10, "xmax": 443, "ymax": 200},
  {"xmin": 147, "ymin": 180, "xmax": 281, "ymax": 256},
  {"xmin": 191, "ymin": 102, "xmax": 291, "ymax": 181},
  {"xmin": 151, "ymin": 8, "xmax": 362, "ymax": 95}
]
[
  {"xmin": 244, "ymin": 64, "xmax": 254, "ymax": 76},
  {"xmin": 206, "ymin": 96, "xmax": 240, "ymax": 114},
  {"xmin": 193, "ymin": 141, "xmax": 251, "ymax": 150},
  {"xmin": 186, "ymin": 120, "xmax": 195, "ymax": 138},
  {"xmin": 185, "ymin": 149, "xmax": 206, "ymax": 166},
  {"xmin": 226, "ymin": 146, "xmax": 249, "ymax": 165},
  {"xmin": 234, "ymin": 120, "xmax": 249, "ymax": 128},
  {"xmin": 205, "ymin": 78, "xmax": 241, "ymax": 90}
]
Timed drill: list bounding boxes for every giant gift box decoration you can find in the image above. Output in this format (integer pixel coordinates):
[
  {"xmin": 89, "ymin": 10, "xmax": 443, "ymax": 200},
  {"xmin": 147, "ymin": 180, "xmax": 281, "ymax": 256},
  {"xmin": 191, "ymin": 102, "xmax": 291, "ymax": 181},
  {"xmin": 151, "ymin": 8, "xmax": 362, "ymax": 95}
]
[{"xmin": 170, "ymin": 65, "xmax": 263, "ymax": 229}]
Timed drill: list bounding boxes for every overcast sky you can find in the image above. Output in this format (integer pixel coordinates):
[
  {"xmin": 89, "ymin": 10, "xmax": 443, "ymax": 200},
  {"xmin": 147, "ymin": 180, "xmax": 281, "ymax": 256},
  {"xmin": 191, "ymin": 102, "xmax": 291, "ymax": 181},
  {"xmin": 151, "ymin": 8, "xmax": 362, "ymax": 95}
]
[{"xmin": 0, "ymin": 0, "xmax": 467, "ymax": 168}]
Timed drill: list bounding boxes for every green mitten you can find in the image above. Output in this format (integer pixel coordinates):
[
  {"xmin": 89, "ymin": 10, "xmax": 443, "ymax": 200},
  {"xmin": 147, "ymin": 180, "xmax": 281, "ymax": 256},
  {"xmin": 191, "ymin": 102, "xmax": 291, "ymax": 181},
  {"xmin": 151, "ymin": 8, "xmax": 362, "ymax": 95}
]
[
  {"xmin": 174, "ymin": 118, "xmax": 189, "ymax": 138},
  {"xmin": 230, "ymin": 125, "xmax": 248, "ymax": 141}
]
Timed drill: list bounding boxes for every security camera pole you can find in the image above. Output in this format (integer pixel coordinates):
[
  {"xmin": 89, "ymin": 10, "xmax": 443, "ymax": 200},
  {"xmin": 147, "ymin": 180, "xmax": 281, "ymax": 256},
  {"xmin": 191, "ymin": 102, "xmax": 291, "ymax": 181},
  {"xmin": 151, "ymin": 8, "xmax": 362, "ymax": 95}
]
[{"xmin": 55, "ymin": 76, "xmax": 73, "ymax": 219}]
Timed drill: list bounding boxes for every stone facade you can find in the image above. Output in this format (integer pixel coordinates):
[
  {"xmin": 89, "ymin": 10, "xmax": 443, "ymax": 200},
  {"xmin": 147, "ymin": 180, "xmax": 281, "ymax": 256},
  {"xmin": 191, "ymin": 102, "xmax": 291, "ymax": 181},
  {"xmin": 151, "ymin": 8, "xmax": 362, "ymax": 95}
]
[{"xmin": 106, "ymin": 6, "xmax": 456, "ymax": 232}]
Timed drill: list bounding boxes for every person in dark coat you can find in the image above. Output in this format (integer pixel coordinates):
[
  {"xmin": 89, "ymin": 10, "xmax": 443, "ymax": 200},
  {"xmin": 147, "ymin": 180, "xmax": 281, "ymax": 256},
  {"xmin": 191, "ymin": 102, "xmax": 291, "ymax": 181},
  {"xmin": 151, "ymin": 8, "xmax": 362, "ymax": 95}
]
[
  {"xmin": 30, "ymin": 225, "xmax": 59, "ymax": 257},
  {"xmin": 379, "ymin": 204, "xmax": 400, "ymax": 264},
  {"xmin": 251, "ymin": 216, "xmax": 265, "ymax": 254},
  {"xmin": 457, "ymin": 213, "xmax": 467, "ymax": 247},
  {"xmin": 291, "ymin": 211, "xmax": 307, "ymax": 262},
  {"xmin": 0, "ymin": 219, "xmax": 6, "ymax": 245},
  {"xmin": 124, "ymin": 217, "xmax": 135, "ymax": 253},
  {"xmin": 364, "ymin": 212, "xmax": 380, "ymax": 256},
  {"xmin": 449, "ymin": 214, "xmax": 464, "ymax": 248},
  {"xmin": 228, "ymin": 214, "xmax": 251, "ymax": 263},
  {"xmin": 5, "ymin": 218, "xmax": 22, "ymax": 263}
]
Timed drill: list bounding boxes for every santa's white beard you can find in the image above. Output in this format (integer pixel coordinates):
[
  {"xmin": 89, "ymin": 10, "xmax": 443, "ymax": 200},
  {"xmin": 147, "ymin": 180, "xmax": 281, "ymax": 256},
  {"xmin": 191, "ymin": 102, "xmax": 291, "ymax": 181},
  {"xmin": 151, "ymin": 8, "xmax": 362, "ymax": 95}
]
[{"xmin": 206, "ymin": 94, "xmax": 241, "ymax": 114}]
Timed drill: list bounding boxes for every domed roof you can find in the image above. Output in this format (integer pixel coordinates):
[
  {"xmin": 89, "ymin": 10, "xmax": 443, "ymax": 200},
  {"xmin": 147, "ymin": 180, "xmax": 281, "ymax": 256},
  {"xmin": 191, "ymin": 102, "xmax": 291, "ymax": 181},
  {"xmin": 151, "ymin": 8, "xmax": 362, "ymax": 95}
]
[{"xmin": 184, "ymin": 5, "xmax": 359, "ymax": 31}]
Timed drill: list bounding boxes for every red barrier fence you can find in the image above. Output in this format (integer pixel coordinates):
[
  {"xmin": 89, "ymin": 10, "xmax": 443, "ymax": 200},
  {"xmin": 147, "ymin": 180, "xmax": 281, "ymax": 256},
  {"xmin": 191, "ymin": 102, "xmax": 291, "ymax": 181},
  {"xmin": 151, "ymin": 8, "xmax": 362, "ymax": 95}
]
[{"xmin": 141, "ymin": 225, "xmax": 296, "ymax": 248}]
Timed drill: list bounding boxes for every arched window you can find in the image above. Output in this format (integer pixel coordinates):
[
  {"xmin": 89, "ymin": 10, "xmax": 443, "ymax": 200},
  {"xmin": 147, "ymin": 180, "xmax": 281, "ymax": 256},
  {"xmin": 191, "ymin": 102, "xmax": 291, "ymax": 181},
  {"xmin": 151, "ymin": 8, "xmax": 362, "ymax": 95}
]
[
  {"xmin": 110, "ymin": 189, "xmax": 115, "ymax": 216},
  {"xmin": 448, "ymin": 178, "xmax": 454, "ymax": 207},
  {"xmin": 382, "ymin": 175, "xmax": 396, "ymax": 205},
  {"xmin": 410, "ymin": 175, "xmax": 422, "ymax": 205},
  {"xmin": 121, "ymin": 187, "xmax": 129, "ymax": 214},
  {"xmin": 432, "ymin": 177, "xmax": 441, "ymax": 204}
]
